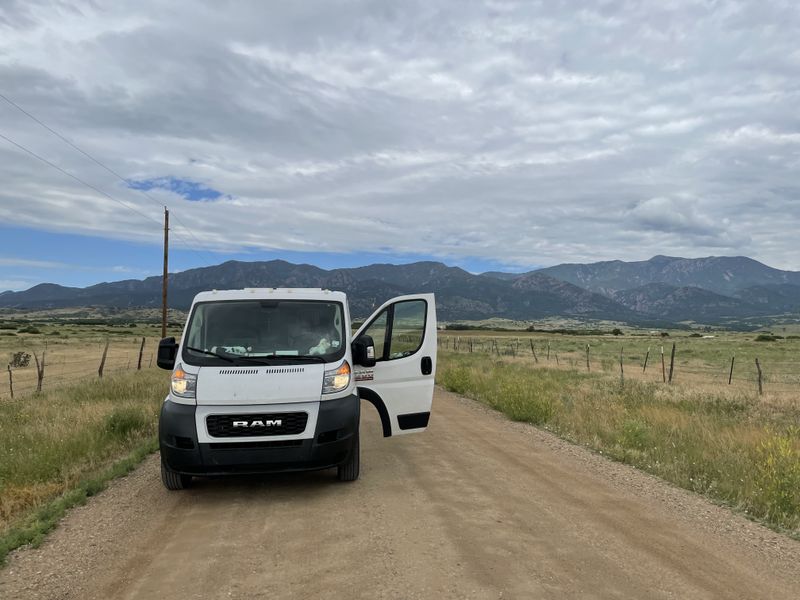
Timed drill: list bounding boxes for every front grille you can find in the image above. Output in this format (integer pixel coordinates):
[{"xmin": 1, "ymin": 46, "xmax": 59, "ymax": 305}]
[{"xmin": 206, "ymin": 412, "xmax": 308, "ymax": 438}]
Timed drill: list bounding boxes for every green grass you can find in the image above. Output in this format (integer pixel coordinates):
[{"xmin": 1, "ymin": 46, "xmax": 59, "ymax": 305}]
[
  {"xmin": 0, "ymin": 368, "xmax": 168, "ymax": 557},
  {"xmin": 0, "ymin": 438, "xmax": 157, "ymax": 565},
  {"xmin": 437, "ymin": 352, "xmax": 800, "ymax": 536}
]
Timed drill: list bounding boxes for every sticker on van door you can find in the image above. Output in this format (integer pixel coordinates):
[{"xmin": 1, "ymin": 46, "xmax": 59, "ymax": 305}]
[{"xmin": 354, "ymin": 369, "xmax": 374, "ymax": 382}]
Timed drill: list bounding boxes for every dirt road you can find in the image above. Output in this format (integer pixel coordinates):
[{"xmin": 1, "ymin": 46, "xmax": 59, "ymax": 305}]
[{"xmin": 3, "ymin": 388, "xmax": 799, "ymax": 599}]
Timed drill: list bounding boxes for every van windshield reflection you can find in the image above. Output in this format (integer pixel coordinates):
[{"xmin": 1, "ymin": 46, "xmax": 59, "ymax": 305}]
[{"xmin": 182, "ymin": 300, "xmax": 345, "ymax": 365}]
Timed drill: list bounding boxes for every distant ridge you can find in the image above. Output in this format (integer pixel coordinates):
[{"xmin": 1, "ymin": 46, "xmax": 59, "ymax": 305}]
[{"xmin": 2, "ymin": 255, "xmax": 799, "ymax": 325}]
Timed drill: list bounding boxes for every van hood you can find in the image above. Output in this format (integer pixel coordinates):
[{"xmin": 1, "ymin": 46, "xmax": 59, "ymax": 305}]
[{"xmin": 195, "ymin": 364, "xmax": 325, "ymax": 405}]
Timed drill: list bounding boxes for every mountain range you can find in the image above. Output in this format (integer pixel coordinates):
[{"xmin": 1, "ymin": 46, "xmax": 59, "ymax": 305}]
[{"xmin": 1, "ymin": 255, "xmax": 799, "ymax": 326}]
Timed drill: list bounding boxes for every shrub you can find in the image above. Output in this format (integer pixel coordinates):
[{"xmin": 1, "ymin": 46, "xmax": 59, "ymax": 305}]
[
  {"xmin": 9, "ymin": 352, "xmax": 31, "ymax": 368},
  {"xmin": 17, "ymin": 326, "xmax": 41, "ymax": 334},
  {"xmin": 611, "ymin": 328, "xmax": 623, "ymax": 336},
  {"xmin": 689, "ymin": 333, "xmax": 702, "ymax": 338},
  {"xmin": 755, "ymin": 334, "xmax": 782, "ymax": 342}
]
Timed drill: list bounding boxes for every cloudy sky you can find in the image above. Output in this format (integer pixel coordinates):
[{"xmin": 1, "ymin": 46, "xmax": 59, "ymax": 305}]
[{"xmin": 1, "ymin": 0, "xmax": 799, "ymax": 290}]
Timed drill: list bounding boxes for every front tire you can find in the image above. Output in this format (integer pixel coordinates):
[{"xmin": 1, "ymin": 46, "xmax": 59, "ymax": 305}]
[
  {"xmin": 161, "ymin": 458, "xmax": 192, "ymax": 490},
  {"xmin": 337, "ymin": 431, "xmax": 360, "ymax": 482}
]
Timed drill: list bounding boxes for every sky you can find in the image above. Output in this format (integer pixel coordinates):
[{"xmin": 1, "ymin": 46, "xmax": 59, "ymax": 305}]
[{"xmin": 1, "ymin": 0, "xmax": 799, "ymax": 291}]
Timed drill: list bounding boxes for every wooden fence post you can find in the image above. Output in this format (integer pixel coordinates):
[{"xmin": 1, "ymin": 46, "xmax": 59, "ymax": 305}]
[
  {"xmin": 530, "ymin": 340, "xmax": 538, "ymax": 363},
  {"xmin": 619, "ymin": 346, "xmax": 624, "ymax": 384},
  {"xmin": 728, "ymin": 354, "xmax": 735, "ymax": 385},
  {"xmin": 547, "ymin": 341, "xmax": 551, "ymax": 361},
  {"xmin": 586, "ymin": 344, "xmax": 590, "ymax": 372},
  {"xmin": 555, "ymin": 352, "xmax": 559, "ymax": 366},
  {"xmin": 98, "ymin": 339, "xmax": 109, "ymax": 378},
  {"xmin": 660, "ymin": 346, "xmax": 666, "ymax": 383},
  {"xmin": 668, "ymin": 343, "xmax": 676, "ymax": 383},
  {"xmin": 7, "ymin": 364, "xmax": 13, "ymax": 400},
  {"xmin": 642, "ymin": 347, "xmax": 650, "ymax": 373},
  {"xmin": 755, "ymin": 358, "xmax": 763, "ymax": 395},
  {"xmin": 137, "ymin": 337, "xmax": 146, "ymax": 370},
  {"xmin": 33, "ymin": 348, "xmax": 45, "ymax": 393},
  {"xmin": 148, "ymin": 353, "xmax": 153, "ymax": 368}
]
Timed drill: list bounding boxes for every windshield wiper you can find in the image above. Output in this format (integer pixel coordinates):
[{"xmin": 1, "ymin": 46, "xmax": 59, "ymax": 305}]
[
  {"xmin": 269, "ymin": 355, "xmax": 326, "ymax": 363},
  {"xmin": 184, "ymin": 346, "xmax": 235, "ymax": 363},
  {"xmin": 233, "ymin": 354, "xmax": 327, "ymax": 364}
]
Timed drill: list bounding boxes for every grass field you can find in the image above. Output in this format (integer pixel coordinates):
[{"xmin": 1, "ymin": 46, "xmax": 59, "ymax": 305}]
[
  {"xmin": 0, "ymin": 317, "xmax": 182, "ymax": 399},
  {"xmin": 437, "ymin": 350, "xmax": 800, "ymax": 536},
  {"xmin": 438, "ymin": 328, "xmax": 800, "ymax": 401},
  {"xmin": 0, "ymin": 369, "xmax": 168, "ymax": 563}
]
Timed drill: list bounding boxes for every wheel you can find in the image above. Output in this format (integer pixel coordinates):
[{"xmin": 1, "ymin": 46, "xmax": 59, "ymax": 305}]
[
  {"xmin": 161, "ymin": 459, "xmax": 192, "ymax": 490},
  {"xmin": 337, "ymin": 431, "xmax": 360, "ymax": 482}
]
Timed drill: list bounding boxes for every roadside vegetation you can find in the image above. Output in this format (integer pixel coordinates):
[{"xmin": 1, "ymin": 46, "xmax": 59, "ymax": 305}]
[
  {"xmin": 437, "ymin": 351, "xmax": 800, "ymax": 536},
  {"xmin": 0, "ymin": 369, "xmax": 167, "ymax": 564}
]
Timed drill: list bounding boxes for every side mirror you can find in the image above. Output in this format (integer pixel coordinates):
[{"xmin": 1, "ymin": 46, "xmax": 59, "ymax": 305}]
[
  {"xmin": 352, "ymin": 335, "xmax": 377, "ymax": 368},
  {"xmin": 157, "ymin": 337, "xmax": 179, "ymax": 370}
]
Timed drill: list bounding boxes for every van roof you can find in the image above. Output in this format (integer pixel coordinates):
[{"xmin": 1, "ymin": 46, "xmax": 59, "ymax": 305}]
[{"xmin": 192, "ymin": 288, "xmax": 347, "ymax": 303}]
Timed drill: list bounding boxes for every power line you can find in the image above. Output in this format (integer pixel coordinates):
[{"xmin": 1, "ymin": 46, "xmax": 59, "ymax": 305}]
[
  {"xmin": 0, "ymin": 92, "xmax": 217, "ymax": 258},
  {"xmin": 0, "ymin": 130, "xmax": 162, "ymax": 227}
]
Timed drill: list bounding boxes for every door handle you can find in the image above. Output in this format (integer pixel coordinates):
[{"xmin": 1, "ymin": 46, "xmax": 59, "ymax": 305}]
[{"xmin": 421, "ymin": 356, "xmax": 432, "ymax": 375}]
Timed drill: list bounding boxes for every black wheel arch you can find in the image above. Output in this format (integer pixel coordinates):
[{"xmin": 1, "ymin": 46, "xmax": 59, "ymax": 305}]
[{"xmin": 357, "ymin": 387, "xmax": 392, "ymax": 438}]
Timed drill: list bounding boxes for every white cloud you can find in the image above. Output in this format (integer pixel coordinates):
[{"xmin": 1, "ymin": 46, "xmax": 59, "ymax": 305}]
[
  {"xmin": 0, "ymin": 279, "xmax": 34, "ymax": 291},
  {"xmin": 0, "ymin": 0, "xmax": 799, "ymax": 270}
]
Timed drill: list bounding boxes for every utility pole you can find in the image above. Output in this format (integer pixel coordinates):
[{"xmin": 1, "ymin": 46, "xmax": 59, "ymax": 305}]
[{"xmin": 161, "ymin": 207, "xmax": 169, "ymax": 339}]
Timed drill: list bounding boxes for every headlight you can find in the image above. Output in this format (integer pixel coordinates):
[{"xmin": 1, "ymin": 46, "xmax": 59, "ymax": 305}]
[
  {"xmin": 322, "ymin": 361, "xmax": 351, "ymax": 394},
  {"xmin": 171, "ymin": 363, "xmax": 197, "ymax": 398}
]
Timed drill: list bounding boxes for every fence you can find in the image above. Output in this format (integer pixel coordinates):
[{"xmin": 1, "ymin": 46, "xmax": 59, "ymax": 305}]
[
  {"xmin": 437, "ymin": 334, "xmax": 800, "ymax": 398},
  {"xmin": 2, "ymin": 337, "xmax": 158, "ymax": 400}
]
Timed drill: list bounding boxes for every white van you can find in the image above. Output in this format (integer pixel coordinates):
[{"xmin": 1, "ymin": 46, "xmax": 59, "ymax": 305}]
[{"xmin": 156, "ymin": 288, "xmax": 437, "ymax": 489}]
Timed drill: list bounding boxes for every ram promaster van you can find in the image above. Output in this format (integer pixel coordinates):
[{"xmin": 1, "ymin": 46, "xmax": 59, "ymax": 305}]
[{"xmin": 156, "ymin": 288, "xmax": 437, "ymax": 489}]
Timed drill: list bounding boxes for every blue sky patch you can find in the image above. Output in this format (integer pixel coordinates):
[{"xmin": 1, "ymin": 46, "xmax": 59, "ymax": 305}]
[{"xmin": 127, "ymin": 176, "xmax": 222, "ymax": 201}]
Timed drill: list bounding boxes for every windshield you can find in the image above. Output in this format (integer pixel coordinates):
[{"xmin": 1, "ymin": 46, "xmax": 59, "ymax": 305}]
[{"xmin": 181, "ymin": 299, "xmax": 345, "ymax": 366}]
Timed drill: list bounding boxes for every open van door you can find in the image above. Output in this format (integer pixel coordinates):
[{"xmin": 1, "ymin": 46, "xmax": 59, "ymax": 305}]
[{"xmin": 352, "ymin": 294, "xmax": 437, "ymax": 436}]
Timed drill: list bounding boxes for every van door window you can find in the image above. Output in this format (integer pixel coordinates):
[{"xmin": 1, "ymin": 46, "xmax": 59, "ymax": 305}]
[
  {"xmin": 362, "ymin": 310, "xmax": 388, "ymax": 359},
  {"xmin": 388, "ymin": 300, "xmax": 426, "ymax": 359},
  {"xmin": 359, "ymin": 299, "xmax": 427, "ymax": 361}
]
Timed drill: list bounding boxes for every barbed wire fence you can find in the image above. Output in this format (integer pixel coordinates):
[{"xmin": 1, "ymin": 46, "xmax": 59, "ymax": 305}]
[
  {"xmin": 1, "ymin": 337, "xmax": 159, "ymax": 400},
  {"xmin": 437, "ymin": 334, "xmax": 800, "ymax": 398}
]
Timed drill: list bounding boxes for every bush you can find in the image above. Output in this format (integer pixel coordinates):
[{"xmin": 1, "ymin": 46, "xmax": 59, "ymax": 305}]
[
  {"xmin": 17, "ymin": 326, "xmax": 41, "ymax": 334},
  {"xmin": 755, "ymin": 334, "xmax": 782, "ymax": 342},
  {"xmin": 611, "ymin": 328, "xmax": 623, "ymax": 336},
  {"xmin": 689, "ymin": 333, "xmax": 702, "ymax": 338},
  {"xmin": 0, "ymin": 323, "xmax": 17, "ymax": 330},
  {"xmin": 9, "ymin": 352, "xmax": 31, "ymax": 368}
]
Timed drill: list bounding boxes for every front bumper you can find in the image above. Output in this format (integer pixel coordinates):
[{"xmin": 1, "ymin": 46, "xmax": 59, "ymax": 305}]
[{"xmin": 159, "ymin": 394, "xmax": 359, "ymax": 476}]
